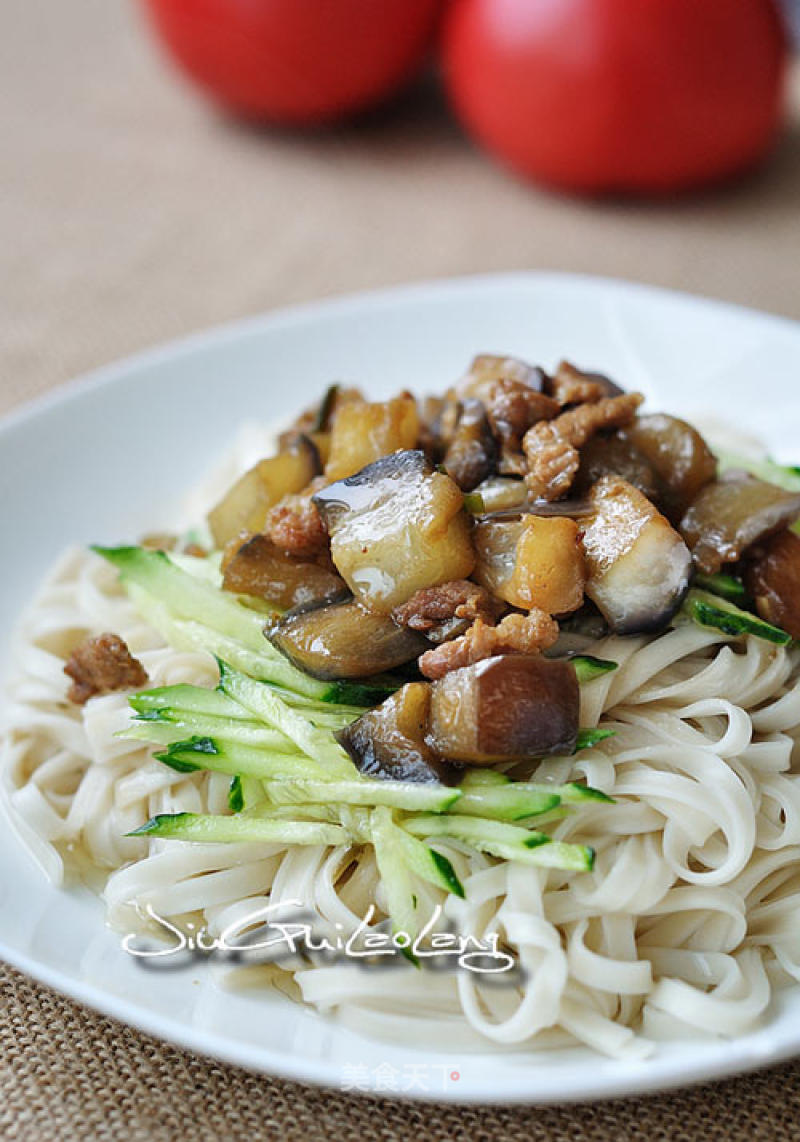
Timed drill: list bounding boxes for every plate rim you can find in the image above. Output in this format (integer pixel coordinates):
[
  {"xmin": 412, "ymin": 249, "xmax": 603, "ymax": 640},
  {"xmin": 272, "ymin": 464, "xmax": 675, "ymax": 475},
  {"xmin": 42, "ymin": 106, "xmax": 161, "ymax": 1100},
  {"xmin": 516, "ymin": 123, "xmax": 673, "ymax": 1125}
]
[{"xmin": 2, "ymin": 270, "xmax": 800, "ymax": 1104}]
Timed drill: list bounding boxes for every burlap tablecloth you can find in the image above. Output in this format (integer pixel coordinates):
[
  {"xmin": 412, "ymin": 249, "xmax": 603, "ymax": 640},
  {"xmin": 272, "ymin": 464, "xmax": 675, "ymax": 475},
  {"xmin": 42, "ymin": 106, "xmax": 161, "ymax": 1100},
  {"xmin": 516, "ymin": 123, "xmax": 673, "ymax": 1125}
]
[{"xmin": 3, "ymin": 0, "xmax": 800, "ymax": 1136}]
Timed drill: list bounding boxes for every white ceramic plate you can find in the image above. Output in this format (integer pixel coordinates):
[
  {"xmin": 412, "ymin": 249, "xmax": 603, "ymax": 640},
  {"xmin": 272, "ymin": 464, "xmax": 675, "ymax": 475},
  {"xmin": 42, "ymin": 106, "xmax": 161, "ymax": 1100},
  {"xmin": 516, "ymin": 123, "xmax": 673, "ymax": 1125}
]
[{"xmin": 1, "ymin": 273, "xmax": 799, "ymax": 1104}]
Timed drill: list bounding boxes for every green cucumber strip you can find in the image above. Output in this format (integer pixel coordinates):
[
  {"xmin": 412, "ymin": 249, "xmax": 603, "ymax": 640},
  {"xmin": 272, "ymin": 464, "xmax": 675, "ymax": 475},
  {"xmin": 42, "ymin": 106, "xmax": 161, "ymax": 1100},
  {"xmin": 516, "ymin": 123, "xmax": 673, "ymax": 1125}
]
[
  {"xmin": 98, "ymin": 546, "xmax": 335, "ymax": 700},
  {"xmin": 455, "ymin": 777, "xmax": 612, "ymax": 819},
  {"xmin": 253, "ymin": 803, "xmax": 341, "ymax": 824},
  {"xmin": 130, "ymin": 684, "xmax": 252, "ymax": 720},
  {"xmin": 394, "ymin": 829, "xmax": 465, "ymax": 899},
  {"xmin": 217, "ymin": 663, "xmax": 355, "ymax": 778},
  {"xmin": 324, "ymin": 679, "xmax": 401, "ymax": 707},
  {"xmin": 370, "ymin": 806, "xmax": 420, "ymax": 938},
  {"xmin": 557, "ymin": 782, "xmax": 614, "ymax": 804},
  {"xmin": 458, "ymin": 769, "xmax": 511, "ymax": 789},
  {"xmin": 694, "ymin": 572, "xmax": 748, "ymax": 605},
  {"xmin": 121, "ymin": 715, "xmax": 297, "ymax": 752},
  {"xmin": 261, "ymin": 777, "xmax": 459, "ymax": 814},
  {"xmin": 571, "ymin": 656, "xmax": 619, "ymax": 684},
  {"xmin": 685, "ymin": 588, "xmax": 791, "ymax": 646},
  {"xmin": 456, "ymin": 787, "xmax": 561, "ymax": 822},
  {"xmin": 575, "ymin": 727, "xmax": 616, "ymax": 751},
  {"xmin": 124, "ymin": 581, "xmax": 326, "ymax": 697},
  {"xmin": 156, "ymin": 736, "xmax": 326, "ymax": 780},
  {"xmin": 93, "ymin": 546, "xmax": 269, "ymax": 649},
  {"xmin": 228, "ymin": 775, "xmax": 264, "ymax": 813},
  {"xmin": 404, "ymin": 814, "xmax": 595, "ymax": 872},
  {"xmin": 128, "ymin": 811, "xmax": 347, "ymax": 846}
]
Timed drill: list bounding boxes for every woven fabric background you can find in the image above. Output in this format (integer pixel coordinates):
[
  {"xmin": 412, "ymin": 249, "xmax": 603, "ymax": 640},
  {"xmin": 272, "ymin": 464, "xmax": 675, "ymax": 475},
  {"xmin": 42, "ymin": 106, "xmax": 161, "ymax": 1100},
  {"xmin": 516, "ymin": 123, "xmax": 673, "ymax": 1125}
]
[{"xmin": 3, "ymin": 0, "xmax": 800, "ymax": 1136}]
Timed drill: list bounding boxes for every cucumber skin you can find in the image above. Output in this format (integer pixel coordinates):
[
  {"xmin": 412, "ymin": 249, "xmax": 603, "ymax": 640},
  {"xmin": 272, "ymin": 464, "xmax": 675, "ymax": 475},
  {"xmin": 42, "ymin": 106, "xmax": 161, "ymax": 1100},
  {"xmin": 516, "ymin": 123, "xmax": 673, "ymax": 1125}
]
[
  {"xmin": 571, "ymin": 656, "xmax": 619, "ymax": 684},
  {"xmin": 128, "ymin": 812, "xmax": 346, "ymax": 846},
  {"xmin": 687, "ymin": 589, "xmax": 791, "ymax": 646}
]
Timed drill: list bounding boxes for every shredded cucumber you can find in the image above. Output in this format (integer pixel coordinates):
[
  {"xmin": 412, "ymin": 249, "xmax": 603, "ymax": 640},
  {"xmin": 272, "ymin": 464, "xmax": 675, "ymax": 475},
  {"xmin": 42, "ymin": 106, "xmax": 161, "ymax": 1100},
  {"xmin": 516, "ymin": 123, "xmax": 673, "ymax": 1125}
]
[
  {"xmin": 129, "ymin": 811, "xmax": 347, "ymax": 846},
  {"xmin": 156, "ymin": 736, "xmax": 326, "ymax": 780},
  {"xmin": 121, "ymin": 714, "xmax": 298, "ymax": 751},
  {"xmin": 571, "ymin": 656, "xmax": 619, "ymax": 684},
  {"xmin": 404, "ymin": 814, "xmax": 595, "ymax": 872},
  {"xmin": 694, "ymin": 572, "xmax": 748, "ymax": 605},
  {"xmin": 575, "ymin": 727, "xmax": 616, "ymax": 751},
  {"xmin": 261, "ymin": 777, "xmax": 460, "ymax": 814},
  {"xmin": 217, "ymin": 662, "xmax": 355, "ymax": 778},
  {"xmin": 685, "ymin": 588, "xmax": 791, "ymax": 646}
]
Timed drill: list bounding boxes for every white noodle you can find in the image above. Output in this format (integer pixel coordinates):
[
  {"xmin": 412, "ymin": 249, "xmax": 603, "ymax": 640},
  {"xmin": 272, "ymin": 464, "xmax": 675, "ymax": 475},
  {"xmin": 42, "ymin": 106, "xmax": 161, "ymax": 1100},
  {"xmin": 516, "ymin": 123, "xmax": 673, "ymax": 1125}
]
[{"xmin": 2, "ymin": 490, "xmax": 800, "ymax": 1059}]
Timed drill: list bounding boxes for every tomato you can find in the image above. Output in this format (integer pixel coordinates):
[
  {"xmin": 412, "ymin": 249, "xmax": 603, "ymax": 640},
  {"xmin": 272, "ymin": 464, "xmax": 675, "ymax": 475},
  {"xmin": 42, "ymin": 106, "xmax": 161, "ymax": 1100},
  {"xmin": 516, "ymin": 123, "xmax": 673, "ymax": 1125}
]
[
  {"xmin": 442, "ymin": 0, "xmax": 788, "ymax": 194},
  {"xmin": 141, "ymin": 0, "xmax": 442, "ymax": 124}
]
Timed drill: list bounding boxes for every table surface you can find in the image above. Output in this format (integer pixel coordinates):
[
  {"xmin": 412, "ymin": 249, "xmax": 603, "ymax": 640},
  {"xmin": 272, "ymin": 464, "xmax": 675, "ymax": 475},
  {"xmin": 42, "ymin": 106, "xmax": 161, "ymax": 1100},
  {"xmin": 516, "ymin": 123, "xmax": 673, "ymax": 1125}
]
[{"xmin": 2, "ymin": 0, "xmax": 800, "ymax": 1137}]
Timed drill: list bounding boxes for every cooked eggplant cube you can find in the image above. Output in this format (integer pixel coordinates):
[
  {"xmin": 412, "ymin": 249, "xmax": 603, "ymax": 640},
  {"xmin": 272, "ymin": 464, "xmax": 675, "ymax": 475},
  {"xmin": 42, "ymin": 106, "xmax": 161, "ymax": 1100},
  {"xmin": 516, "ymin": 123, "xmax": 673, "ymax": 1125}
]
[
  {"xmin": 582, "ymin": 476, "xmax": 692, "ymax": 635},
  {"xmin": 442, "ymin": 399, "xmax": 498, "ymax": 492},
  {"xmin": 313, "ymin": 451, "xmax": 475, "ymax": 614},
  {"xmin": 680, "ymin": 473, "xmax": 800, "ymax": 575},
  {"xmin": 622, "ymin": 413, "xmax": 717, "ymax": 520},
  {"xmin": 459, "ymin": 354, "xmax": 545, "ymax": 398},
  {"xmin": 744, "ymin": 528, "xmax": 800, "ymax": 639},
  {"xmin": 574, "ymin": 432, "xmax": 660, "ymax": 501},
  {"xmin": 208, "ymin": 436, "xmax": 320, "ymax": 548},
  {"xmin": 475, "ymin": 515, "xmax": 585, "ymax": 615},
  {"xmin": 268, "ymin": 598, "xmax": 429, "ymax": 680},
  {"xmin": 324, "ymin": 395, "xmax": 419, "ymax": 482},
  {"xmin": 336, "ymin": 682, "xmax": 458, "ymax": 784},
  {"xmin": 221, "ymin": 533, "xmax": 345, "ymax": 611},
  {"xmin": 426, "ymin": 655, "xmax": 579, "ymax": 763}
]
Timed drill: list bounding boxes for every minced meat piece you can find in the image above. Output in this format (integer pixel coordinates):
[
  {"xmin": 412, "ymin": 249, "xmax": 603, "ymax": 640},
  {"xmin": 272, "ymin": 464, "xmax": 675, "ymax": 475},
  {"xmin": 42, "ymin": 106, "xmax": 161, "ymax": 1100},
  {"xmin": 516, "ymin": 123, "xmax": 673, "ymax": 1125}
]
[
  {"xmin": 264, "ymin": 495, "xmax": 329, "ymax": 558},
  {"xmin": 523, "ymin": 392, "xmax": 643, "ymax": 500},
  {"xmin": 64, "ymin": 633, "xmax": 148, "ymax": 705},
  {"xmin": 418, "ymin": 610, "xmax": 559, "ymax": 680},
  {"xmin": 392, "ymin": 580, "xmax": 498, "ymax": 633}
]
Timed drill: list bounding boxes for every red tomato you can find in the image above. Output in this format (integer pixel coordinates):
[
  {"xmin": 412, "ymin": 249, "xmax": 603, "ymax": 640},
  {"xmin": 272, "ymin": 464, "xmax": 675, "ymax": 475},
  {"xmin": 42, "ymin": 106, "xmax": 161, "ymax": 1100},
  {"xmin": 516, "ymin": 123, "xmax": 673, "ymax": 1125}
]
[
  {"xmin": 142, "ymin": 0, "xmax": 442, "ymax": 124},
  {"xmin": 442, "ymin": 0, "xmax": 788, "ymax": 193}
]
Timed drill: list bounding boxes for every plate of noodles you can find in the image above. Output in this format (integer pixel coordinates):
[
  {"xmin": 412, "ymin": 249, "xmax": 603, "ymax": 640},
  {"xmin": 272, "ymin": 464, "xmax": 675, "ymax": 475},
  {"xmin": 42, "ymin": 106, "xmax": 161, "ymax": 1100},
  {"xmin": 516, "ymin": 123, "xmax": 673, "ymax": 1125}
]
[{"xmin": 1, "ymin": 272, "xmax": 800, "ymax": 1104}]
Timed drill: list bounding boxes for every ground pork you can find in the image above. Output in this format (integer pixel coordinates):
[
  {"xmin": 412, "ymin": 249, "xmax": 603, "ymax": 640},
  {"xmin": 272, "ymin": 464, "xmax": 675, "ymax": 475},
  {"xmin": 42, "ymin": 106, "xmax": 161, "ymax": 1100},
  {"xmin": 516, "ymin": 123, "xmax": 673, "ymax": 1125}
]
[
  {"xmin": 418, "ymin": 610, "xmax": 559, "ymax": 680},
  {"xmin": 64, "ymin": 633, "xmax": 148, "ymax": 705},
  {"xmin": 392, "ymin": 580, "xmax": 498, "ymax": 633},
  {"xmin": 523, "ymin": 392, "xmax": 643, "ymax": 500}
]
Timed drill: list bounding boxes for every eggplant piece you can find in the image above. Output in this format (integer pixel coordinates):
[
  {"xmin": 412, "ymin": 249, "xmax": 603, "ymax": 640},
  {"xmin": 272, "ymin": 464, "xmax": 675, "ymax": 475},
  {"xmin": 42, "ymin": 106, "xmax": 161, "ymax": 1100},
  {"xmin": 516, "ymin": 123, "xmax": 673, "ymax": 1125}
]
[
  {"xmin": 268, "ymin": 598, "xmax": 428, "ymax": 680},
  {"xmin": 582, "ymin": 476, "xmax": 692, "ymax": 634},
  {"xmin": 221, "ymin": 533, "xmax": 345, "ymax": 610},
  {"xmin": 744, "ymin": 528, "xmax": 800, "ymax": 639},
  {"xmin": 208, "ymin": 436, "xmax": 321, "ymax": 548},
  {"xmin": 313, "ymin": 451, "xmax": 475, "ymax": 614},
  {"xmin": 442, "ymin": 399, "xmax": 498, "ymax": 491},
  {"xmin": 426, "ymin": 655, "xmax": 579, "ymax": 763},
  {"xmin": 680, "ymin": 473, "xmax": 800, "ymax": 575},
  {"xmin": 458, "ymin": 354, "xmax": 546, "ymax": 398},
  {"xmin": 336, "ymin": 682, "xmax": 459, "ymax": 784},
  {"xmin": 474, "ymin": 515, "xmax": 586, "ymax": 615},
  {"xmin": 549, "ymin": 361, "xmax": 626, "ymax": 400},
  {"xmin": 324, "ymin": 394, "xmax": 419, "ymax": 482},
  {"xmin": 573, "ymin": 432, "xmax": 660, "ymax": 501},
  {"xmin": 622, "ymin": 414, "xmax": 717, "ymax": 521}
]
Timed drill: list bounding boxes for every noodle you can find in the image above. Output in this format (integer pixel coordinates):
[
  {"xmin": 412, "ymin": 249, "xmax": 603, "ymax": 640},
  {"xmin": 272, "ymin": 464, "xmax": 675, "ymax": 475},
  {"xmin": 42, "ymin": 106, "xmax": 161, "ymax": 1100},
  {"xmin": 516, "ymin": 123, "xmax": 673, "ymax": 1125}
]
[{"xmin": 3, "ymin": 540, "xmax": 799, "ymax": 1059}]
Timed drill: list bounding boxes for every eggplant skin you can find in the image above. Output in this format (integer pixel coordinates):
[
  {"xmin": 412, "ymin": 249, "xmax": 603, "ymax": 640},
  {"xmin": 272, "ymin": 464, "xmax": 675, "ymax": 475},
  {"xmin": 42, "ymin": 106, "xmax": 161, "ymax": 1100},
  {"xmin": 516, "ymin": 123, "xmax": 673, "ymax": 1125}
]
[
  {"xmin": 336, "ymin": 683, "xmax": 459, "ymax": 785},
  {"xmin": 680, "ymin": 474, "xmax": 800, "ymax": 576},
  {"xmin": 267, "ymin": 599, "xmax": 428, "ymax": 681},
  {"xmin": 313, "ymin": 450, "xmax": 475, "ymax": 615},
  {"xmin": 582, "ymin": 477, "xmax": 693, "ymax": 635},
  {"xmin": 744, "ymin": 529, "xmax": 800, "ymax": 640},
  {"xmin": 427, "ymin": 655, "xmax": 579, "ymax": 763}
]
